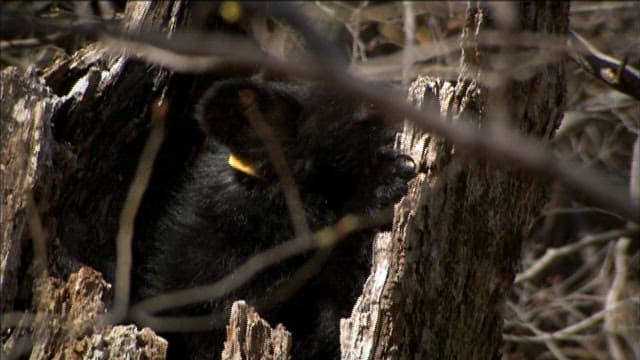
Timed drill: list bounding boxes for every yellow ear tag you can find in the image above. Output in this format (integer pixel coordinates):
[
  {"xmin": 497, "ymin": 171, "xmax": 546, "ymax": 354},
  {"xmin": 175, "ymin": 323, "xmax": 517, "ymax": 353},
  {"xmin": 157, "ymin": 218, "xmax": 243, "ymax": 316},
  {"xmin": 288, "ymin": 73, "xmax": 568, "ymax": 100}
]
[{"xmin": 228, "ymin": 153, "xmax": 260, "ymax": 178}]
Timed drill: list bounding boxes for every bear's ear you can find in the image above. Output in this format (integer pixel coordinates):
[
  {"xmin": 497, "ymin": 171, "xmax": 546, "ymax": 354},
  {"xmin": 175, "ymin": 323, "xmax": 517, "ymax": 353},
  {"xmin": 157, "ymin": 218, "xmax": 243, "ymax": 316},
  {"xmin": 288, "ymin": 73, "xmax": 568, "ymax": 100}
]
[{"xmin": 195, "ymin": 79, "xmax": 302, "ymax": 156}]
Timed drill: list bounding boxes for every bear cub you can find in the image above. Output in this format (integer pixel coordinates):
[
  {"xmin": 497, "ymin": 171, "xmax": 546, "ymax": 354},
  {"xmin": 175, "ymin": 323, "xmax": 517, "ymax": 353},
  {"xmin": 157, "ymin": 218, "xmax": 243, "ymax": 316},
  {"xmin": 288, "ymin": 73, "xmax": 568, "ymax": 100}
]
[{"xmin": 135, "ymin": 78, "xmax": 415, "ymax": 359}]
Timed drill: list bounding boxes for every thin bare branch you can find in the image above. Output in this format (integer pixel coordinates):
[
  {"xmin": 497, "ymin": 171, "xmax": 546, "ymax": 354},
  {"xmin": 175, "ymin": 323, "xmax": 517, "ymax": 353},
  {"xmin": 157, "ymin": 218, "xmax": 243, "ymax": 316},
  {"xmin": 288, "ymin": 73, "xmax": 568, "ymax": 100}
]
[
  {"xmin": 515, "ymin": 228, "xmax": 637, "ymax": 284},
  {"xmin": 604, "ymin": 237, "xmax": 631, "ymax": 360},
  {"xmin": 507, "ymin": 302, "xmax": 570, "ymax": 360},
  {"xmin": 631, "ymin": 136, "xmax": 640, "ymax": 203},
  {"xmin": 2, "ymin": 9, "xmax": 638, "ymax": 221},
  {"xmin": 238, "ymin": 89, "xmax": 311, "ymax": 240},
  {"xmin": 246, "ymin": 2, "xmax": 639, "ymax": 221},
  {"xmin": 129, "ymin": 211, "xmax": 391, "ymax": 332},
  {"xmin": 568, "ymin": 30, "xmax": 640, "ymax": 100},
  {"xmin": 103, "ymin": 99, "xmax": 166, "ymax": 325},
  {"xmin": 504, "ymin": 298, "xmax": 639, "ymax": 343},
  {"xmin": 401, "ymin": 1, "xmax": 415, "ymax": 86}
]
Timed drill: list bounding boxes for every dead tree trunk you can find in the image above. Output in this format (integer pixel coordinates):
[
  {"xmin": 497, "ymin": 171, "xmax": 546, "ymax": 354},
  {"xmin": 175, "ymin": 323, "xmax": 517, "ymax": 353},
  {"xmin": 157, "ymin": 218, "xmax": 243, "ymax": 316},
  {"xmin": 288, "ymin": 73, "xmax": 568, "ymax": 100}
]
[
  {"xmin": 1, "ymin": 2, "xmax": 188, "ymax": 359},
  {"xmin": 2, "ymin": 2, "xmax": 291, "ymax": 359},
  {"xmin": 341, "ymin": 3, "xmax": 569, "ymax": 359}
]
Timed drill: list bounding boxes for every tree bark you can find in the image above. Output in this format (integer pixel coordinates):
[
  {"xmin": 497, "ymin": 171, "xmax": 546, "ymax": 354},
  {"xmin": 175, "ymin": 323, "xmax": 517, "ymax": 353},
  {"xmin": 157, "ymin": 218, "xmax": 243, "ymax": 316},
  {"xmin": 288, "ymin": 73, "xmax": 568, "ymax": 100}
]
[
  {"xmin": 222, "ymin": 301, "xmax": 292, "ymax": 360},
  {"xmin": 1, "ymin": 66, "xmax": 58, "ymax": 314},
  {"xmin": 341, "ymin": 3, "xmax": 569, "ymax": 359},
  {"xmin": 1, "ymin": 2, "xmax": 187, "ymax": 359}
]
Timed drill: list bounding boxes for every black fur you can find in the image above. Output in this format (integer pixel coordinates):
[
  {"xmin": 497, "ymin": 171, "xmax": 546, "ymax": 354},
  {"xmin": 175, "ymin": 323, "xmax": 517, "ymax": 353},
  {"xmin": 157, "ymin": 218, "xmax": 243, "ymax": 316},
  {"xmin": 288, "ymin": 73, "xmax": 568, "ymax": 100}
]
[{"xmin": 134, "ymin": 78, "xmax": 414, "ymax": 359}]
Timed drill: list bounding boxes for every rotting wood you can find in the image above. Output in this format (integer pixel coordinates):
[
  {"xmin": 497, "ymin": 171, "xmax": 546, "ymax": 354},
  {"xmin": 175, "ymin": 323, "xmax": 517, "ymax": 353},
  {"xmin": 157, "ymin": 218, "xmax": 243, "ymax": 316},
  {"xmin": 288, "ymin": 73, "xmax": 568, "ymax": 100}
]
[{"xmin": 222, "ymin": 301, "xmax": 292, "ymax": 360}]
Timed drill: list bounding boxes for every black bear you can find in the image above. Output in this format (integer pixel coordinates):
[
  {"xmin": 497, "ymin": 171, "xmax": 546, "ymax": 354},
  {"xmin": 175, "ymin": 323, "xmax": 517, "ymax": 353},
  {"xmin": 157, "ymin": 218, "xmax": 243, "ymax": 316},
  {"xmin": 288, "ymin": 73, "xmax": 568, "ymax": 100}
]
[{"xmin": 134, "ymin": 78, "xmax": 415, "ymax": 359}]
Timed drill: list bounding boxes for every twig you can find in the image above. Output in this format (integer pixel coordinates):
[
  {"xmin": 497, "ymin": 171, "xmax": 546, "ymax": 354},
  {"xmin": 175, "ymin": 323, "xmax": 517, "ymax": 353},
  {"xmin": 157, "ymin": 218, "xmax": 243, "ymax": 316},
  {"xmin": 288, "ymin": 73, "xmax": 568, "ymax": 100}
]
[
  {"xmin": 604, "ymin": 237, "xmax": 631, "ymax": 360},
  {"xmin": 541, "ymin": 206, "xmax": 625, "ymax": 222},
  {"xmin": 247, "ymin": 3, "xmax": 639, "ymax": 221},
  {"xmin": 402, "ymin": 1, "xmax": 415, "ymax": 86},
  {"xmin": 568, "ymin": 30, "xmax": 640, "ymax": 100},
  {"xmin": 238, "ymin": 89, "xmax": 311, "ymax": 240},
  {"xmin": 563, "ymin": 242, "xmax": 611, "ymax": 294},
  {"xmin": 2, "ymin": 9, "xmax": 638, "ymax": 221},
  {"xmin": 348, "ymin": 1, "xmax": 368, "ymax": 63},
  {"xmin": 515, "ymin": 228, "xmax": 637, "ymax": 284},
  {"xmin": 0, "ymin": 34, "xmax": 64, "ymax": 51},
  {"xmin": 103, "ymin": 99, "xmax": 166, "ymax": 325},
  {"xmin": 504, "ymin": 298, "xmax": 639, "ymax": 343},
  {"xmin": 631, "ymin": 136, "xmax": 640, "ymax": 204},
  {"xmin": 507, "ymin": 302, "xmax": 570, "ymax": 360},
  {"xmin": 129, "ymin": 211, "xmax": 391, "ymax": 332}
]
